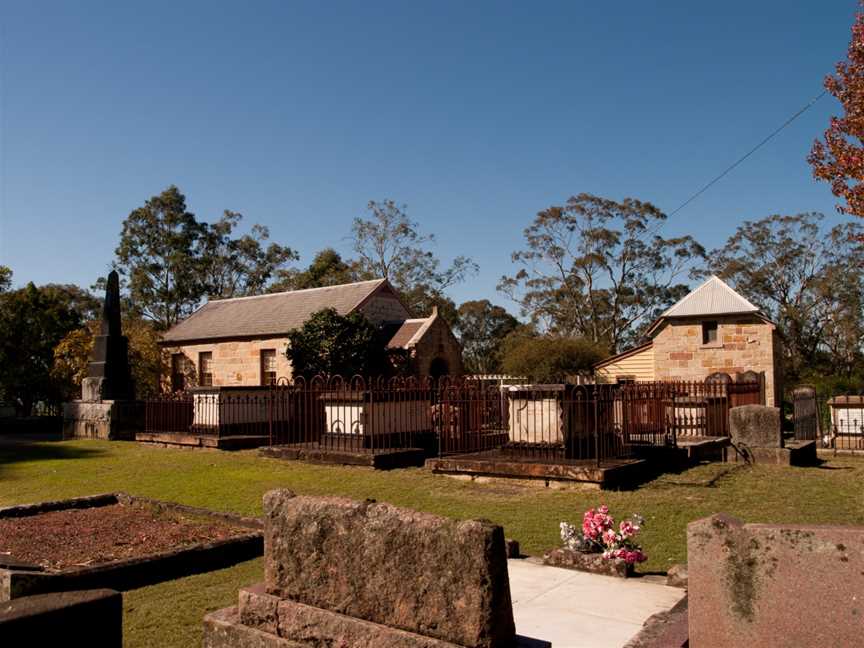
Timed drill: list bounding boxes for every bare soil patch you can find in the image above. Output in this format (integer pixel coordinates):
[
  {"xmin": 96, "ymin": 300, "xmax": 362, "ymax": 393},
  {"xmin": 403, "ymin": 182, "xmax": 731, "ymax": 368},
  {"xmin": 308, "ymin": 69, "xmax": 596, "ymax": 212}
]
[{"xmin": 0, "ymin": 501, "xmax": 251, "ymax": 571}]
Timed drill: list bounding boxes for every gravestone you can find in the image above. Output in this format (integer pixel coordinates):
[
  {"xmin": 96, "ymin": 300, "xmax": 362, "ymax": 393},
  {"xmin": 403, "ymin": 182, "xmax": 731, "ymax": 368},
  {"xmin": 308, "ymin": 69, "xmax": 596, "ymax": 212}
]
[
  {"xmin": 203, "ymin": 490, "xmax": 516, "ymax": 648},
  {"xmin": 62, "ymin": 271, "xmax": 142, "ymax": 440},
  {"xmin": 792, "ymin": 386, "xmax": 818, "ymax": 441},
  {"xmin": 704, "ymin": 372, "xmax": 732, "ymax": 385},
  {"xmin": 729, "ymin": 405, "xmax": 782, "ymax": 448},
  {"xmin": 81, "ymin": 271, "xmax": 134, "ymax": 402},
  {"xmin": 688, "ymin": 514, "xmax": 864, "ymax": 647}
]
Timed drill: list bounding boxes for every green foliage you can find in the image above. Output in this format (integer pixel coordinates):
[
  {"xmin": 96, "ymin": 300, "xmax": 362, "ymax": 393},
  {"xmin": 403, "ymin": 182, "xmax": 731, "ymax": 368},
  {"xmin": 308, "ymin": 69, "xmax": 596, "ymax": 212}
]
[
  {"xmin": 52, "ymin": 316, "xmax": 166, "ymax": 400},
  {"xmin": 0, "ymin": 266, "xmax": 11, "ymax": 292},
  {"xmin": 269, "ymin": 248, "xmax": 357, "ymax": 292},
  {"xmin": 454, "ymin": 300, "xmax": 519, "ymax": 373},
  {"xmin": 197, "ymin": 210, "xmax": 297, "ymax": 298},
  {"xmin": 499, "ymin": 193, "xmax": 705, "ymax": 353},
  {"xmin": 0, "ymin": 283, "xmax": 86, "ymax": 412},
  {"xmin": 500, "ymin": 331, "xmax": 604, "ymax": 383},
  {"xmin": 285, "ymin": 308, "xmax": 403, "ymax": 378},
  {"xmin": 115, "ymin": 186, "xmax": 296, "ymax": 329},
  {"xmin": 115, "ymin": 186, "xmax": 204, "ymax": 330},
  {"xmin": 704, "ymin": 213, "xmax": 864, "ymax": 381},
  {"xmin": 351, "ymin": 199, "xmax": 477, "ymax": 316}
]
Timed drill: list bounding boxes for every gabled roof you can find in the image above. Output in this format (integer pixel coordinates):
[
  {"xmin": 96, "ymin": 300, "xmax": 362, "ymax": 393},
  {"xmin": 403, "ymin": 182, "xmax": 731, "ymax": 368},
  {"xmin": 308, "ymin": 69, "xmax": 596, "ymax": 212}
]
[
  {"xmin": 660, "ymin": 275, "xmax": 760, "ymax": 319},
  {"xmin": 383, "ymin": 308, "xmax": 440, "ymax": 350},
  {"xmin": 161, "ymin": 279, "xmax": 390, "ymax": 344},
  {"xmin": 384, "ymin": 319, "xmax": 427, "ymax": 349}
]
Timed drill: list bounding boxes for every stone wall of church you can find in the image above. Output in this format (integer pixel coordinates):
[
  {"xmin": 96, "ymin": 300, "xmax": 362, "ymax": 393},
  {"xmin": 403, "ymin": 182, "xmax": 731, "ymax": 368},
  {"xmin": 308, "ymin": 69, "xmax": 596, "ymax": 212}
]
[
  {"xmin": 410, "ymin": 317, "xmax": 464, "ymax": 377},
  {"xmin": 162, "ymin": 337, "xmax": 293, "ymax": 388}
]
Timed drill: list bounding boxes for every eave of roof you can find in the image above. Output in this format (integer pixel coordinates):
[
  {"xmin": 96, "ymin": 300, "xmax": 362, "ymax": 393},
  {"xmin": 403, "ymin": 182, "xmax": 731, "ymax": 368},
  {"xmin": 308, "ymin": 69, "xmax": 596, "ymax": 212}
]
[
  {"xmin": 593, "ymin": 341, "xmax": 653, "ymax": 369},
  {"xmin": 160, "ymin": 278, "xmax": 391, "ymax": 344}
]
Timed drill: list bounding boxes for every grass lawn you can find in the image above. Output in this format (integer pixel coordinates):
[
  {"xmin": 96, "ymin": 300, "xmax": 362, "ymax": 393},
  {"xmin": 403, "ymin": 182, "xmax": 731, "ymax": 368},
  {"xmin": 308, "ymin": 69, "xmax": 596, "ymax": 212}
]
[{"xmin": 1, "ymin": 438, "xmax": 863, "ymax": 648}]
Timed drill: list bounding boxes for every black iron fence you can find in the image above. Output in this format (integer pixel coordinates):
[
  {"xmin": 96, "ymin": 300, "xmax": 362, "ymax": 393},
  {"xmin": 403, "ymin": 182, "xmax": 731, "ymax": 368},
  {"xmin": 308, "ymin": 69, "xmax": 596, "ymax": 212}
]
[{"xmin": 145, "ymin": 376, "xmax": 763, "ymax": 465}]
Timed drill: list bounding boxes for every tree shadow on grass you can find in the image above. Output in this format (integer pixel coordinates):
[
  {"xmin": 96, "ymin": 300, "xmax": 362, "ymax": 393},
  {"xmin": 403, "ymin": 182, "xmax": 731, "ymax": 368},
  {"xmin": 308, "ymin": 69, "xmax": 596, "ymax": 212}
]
[{"xmin": 0, "ymin": 435, "xmax": 106, "ymax": 479}]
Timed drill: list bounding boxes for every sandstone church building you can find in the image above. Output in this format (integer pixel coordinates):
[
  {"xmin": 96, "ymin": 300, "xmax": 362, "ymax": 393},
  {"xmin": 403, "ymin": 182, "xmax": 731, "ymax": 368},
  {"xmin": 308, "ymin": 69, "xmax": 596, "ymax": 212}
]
[
  {"xmin": 594, "ymin": 275, "xmax": 783, "ymax": 406},
  {"xmin": 160, "ymin": 279, "xmax": 464, "ymax": 389}
]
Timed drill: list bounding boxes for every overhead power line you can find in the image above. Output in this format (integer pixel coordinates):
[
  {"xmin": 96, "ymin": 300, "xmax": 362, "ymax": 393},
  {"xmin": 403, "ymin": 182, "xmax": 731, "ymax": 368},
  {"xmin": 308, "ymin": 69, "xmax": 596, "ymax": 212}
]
[{"xmin": 669, "ymin": 89, "xmax": 828, "ymax": 217}]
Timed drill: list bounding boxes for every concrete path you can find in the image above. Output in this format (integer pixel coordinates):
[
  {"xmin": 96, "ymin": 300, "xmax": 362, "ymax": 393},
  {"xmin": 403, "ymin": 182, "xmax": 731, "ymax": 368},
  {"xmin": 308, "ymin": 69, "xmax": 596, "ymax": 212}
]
[{"xmin": 509, "ymin": 559, "xmax": 685, "ymax": 648}]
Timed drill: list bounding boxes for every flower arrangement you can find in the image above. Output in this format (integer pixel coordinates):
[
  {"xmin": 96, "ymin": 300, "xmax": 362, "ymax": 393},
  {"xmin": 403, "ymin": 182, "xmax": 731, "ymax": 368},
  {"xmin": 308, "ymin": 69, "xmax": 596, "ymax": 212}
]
[{"xmin": 560, "ymin": 505, "xmax": 647, "ymax": 565}]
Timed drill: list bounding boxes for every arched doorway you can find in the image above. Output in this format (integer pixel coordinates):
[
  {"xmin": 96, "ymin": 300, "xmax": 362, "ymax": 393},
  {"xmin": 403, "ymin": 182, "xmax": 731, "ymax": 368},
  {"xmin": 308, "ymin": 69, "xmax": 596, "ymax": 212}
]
[{"xmin": 429, "ymin": 357, "xmax": 449, "ymax": 379}]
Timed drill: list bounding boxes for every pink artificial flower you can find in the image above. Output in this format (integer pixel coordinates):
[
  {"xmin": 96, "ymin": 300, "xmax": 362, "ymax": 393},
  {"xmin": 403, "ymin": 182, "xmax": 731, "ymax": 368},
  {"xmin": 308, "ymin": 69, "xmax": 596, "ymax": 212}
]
[{"xmin": 619, "ymin": 520, "xmax": 636, "ymax": 538}]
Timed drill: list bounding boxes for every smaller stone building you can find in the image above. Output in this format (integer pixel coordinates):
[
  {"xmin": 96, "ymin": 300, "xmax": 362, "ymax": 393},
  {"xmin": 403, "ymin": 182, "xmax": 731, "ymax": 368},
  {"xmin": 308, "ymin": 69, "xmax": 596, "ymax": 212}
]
[
  {"xmin": 159, "ymin": 279, "xmax": 463, "ymax": 388},
  {"xmin": 594, "ymin": 275, "xmax": 783, "ymax": 406}
]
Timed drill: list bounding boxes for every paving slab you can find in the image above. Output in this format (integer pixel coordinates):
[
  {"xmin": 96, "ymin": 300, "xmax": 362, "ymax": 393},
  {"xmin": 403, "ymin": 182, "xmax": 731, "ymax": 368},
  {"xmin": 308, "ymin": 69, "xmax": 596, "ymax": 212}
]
[{"xmin": 508, "ymin": 559, "xmax": 685, "ymax": 648}]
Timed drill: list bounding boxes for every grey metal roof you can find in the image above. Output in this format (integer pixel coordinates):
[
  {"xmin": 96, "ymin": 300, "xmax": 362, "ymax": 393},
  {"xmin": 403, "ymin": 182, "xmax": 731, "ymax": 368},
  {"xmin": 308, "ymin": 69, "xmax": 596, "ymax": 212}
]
[
  {"xmin": 162, "ymin": 279, "xmax": 388, "ymax": 343},
  {"xmin": 661, "ymin": 275, "xmax": 761, "ymax": 318}
]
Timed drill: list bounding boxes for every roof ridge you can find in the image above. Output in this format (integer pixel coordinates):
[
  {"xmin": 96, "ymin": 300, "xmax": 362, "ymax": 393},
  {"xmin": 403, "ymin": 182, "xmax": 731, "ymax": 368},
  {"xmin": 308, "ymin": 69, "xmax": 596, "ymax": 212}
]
[
  {"xmin": 204, "ymin": 278, "xmax": 386, "ymax": 305},
  {"xmin": 660, "ymin": 274, "xmax": 760, "ymax": 318}
]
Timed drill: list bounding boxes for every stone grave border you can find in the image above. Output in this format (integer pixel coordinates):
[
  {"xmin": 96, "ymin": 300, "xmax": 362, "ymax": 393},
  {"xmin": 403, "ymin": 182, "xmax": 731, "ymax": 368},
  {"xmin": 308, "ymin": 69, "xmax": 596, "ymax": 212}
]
[{"xmin": 0, "ymin": 492, "xmax": 263, "ymax": 601}]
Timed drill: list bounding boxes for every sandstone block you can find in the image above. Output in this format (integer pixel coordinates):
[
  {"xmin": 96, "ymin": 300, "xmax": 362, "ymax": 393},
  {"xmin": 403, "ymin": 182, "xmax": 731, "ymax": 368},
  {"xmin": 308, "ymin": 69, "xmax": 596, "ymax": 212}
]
[
  {"xmin": 263, "ymin": 489, "xmax": 515, "ymax": 648},
  {"xmin": 665, "ymin": 563, "xmax": 688, "ymax": 589},
  {"xmin": 542, "ymin": 547, "xmax": 629, "ymax": 578},
  {"xmin": 688, "ymin": 514, "xmax": 864, "ymax": 648},
  {"xmin": 236, "ymin": 585, "xmax": 463, "ymax": 648},
  {"xmin": 729, "ymin": 405, "xmax": 781, "ymax": 448}
]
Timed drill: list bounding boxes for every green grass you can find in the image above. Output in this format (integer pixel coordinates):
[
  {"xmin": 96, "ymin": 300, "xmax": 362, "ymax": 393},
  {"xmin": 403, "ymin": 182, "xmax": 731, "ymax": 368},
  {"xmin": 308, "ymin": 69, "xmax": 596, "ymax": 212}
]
[{"xmin": 2, "ymin": 439, "xmax": 863, "ymax": 647}]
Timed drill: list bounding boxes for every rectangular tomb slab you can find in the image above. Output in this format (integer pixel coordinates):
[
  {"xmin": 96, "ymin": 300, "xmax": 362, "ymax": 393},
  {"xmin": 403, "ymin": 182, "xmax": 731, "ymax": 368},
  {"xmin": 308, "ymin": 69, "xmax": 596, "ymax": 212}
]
[
  {"xmin": 688, "ymin": 514, "xmax": 864, "ymax": 648},
  {"xmin": 0, "ymin": 493, "xmax": 263, "ymax": 601},
  {"xmin": 263, "ymin": 489, "xmax": 515, "ymax": 648}
]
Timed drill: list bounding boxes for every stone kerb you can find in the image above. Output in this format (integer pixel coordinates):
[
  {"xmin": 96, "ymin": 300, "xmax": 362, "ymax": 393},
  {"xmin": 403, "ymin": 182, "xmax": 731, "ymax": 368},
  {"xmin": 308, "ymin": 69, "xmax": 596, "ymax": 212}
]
[
  {"xmin": 688, "ymin": 514, "xmax": 864, "ymax": 648},
  {"xmin": 0, "ymin": 588, "xmax": 122, "ymax": 646}
]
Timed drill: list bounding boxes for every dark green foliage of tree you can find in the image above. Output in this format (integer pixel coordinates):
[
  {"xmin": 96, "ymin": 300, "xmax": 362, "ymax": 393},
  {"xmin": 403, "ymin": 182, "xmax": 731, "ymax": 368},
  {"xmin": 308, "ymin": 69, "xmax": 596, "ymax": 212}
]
[
  {"xmin": 269, "ymin": 248, "xmax": 357, "ymax": 292},
  {"xmin": 0, "ymin": 266, "xmax": 11, "ymax": 292},
  {"xmin": 703, "ymin": 213, "xmax": 864, "ymax": 381},
  {"xmin": 499, "ymin": 331, "xmax": 604, "ymax": 383},
  {"xmin": 285, "ymin": 308, "xmax": 405, "ymax": 378},
  {"xmin": 499, "ymin": 193, "xmax": 705, "ymax": 353},
  {"xmin": 198, "ymin": 210, "xmax": 297, "ymax": 299},
  {"xmin": 351, "ymin": 200, "xmax": 477, "ymax": 317},
  {"xmin": 115, "ymin": 186, "xmax": 204, "ymax": 330},
  {"xmin": 454, "ymin": 300, "xmax": 519, "ymax": 374},
  {"xmin": 0, "ymin": 283, "xmax": 86, "ymax": 413},
  {"xmin": 115, "ymin": 186, "xmax": 296, "ymax": 330}
]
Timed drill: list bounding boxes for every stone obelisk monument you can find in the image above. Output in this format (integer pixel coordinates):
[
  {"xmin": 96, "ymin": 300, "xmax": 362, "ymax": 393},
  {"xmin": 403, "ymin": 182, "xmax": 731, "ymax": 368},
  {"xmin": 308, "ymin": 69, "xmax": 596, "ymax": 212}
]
[{"xmin": 63, "ymin": 271, "xmax": 142, "ymax": 439}]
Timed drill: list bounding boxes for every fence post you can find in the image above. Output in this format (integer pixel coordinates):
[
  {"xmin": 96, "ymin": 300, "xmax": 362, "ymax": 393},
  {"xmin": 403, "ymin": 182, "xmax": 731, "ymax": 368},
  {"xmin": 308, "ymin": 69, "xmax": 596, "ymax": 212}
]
[{"xmin": 594, "ymin": 388, "xmax": 600, "ymax": 468}]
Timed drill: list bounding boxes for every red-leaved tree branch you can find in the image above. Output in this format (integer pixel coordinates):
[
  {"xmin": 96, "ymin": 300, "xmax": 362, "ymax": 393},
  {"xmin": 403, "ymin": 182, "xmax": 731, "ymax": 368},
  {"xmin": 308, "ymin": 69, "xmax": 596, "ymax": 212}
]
[{"xmin": 809, "ymin": 3, "xmax": 864, "ymax": 218}]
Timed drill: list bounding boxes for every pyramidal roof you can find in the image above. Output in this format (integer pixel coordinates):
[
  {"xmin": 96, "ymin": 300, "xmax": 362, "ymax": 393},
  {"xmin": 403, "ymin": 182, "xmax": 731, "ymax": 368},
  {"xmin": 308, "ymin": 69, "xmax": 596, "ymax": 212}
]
[{"xmin": 661, "ymin": 275, "xmax": 761, "ymax": 318}]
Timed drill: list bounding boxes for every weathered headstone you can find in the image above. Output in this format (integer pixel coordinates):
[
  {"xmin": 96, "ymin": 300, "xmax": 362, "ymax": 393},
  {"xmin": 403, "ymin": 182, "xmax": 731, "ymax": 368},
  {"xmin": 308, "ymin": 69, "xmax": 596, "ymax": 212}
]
[
  {"xmin": 728, "ymin": 405, "xmax": 781, "ymax": 449},
  {"xmin": 203, "ymin": 490, "xmax": 516, "ymax": 648},
  {"xmin": 792, "ymin": 385, "xmax": 818, "ymax": 441},
  {"xmin": 688, "ymin": 514, "xmax": 864, "ymax": 648},
  {"xmin": 63, "ymin": 271, "xmax": 142, "ymax": 439}
]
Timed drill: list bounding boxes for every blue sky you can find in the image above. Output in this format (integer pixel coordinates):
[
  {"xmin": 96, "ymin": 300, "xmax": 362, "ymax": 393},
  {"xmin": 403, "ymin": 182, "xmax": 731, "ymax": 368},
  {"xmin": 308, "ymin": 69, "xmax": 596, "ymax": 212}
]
[{"xmin": 0, "ymin": 1, "xmax": 858, "ymax": 308}]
